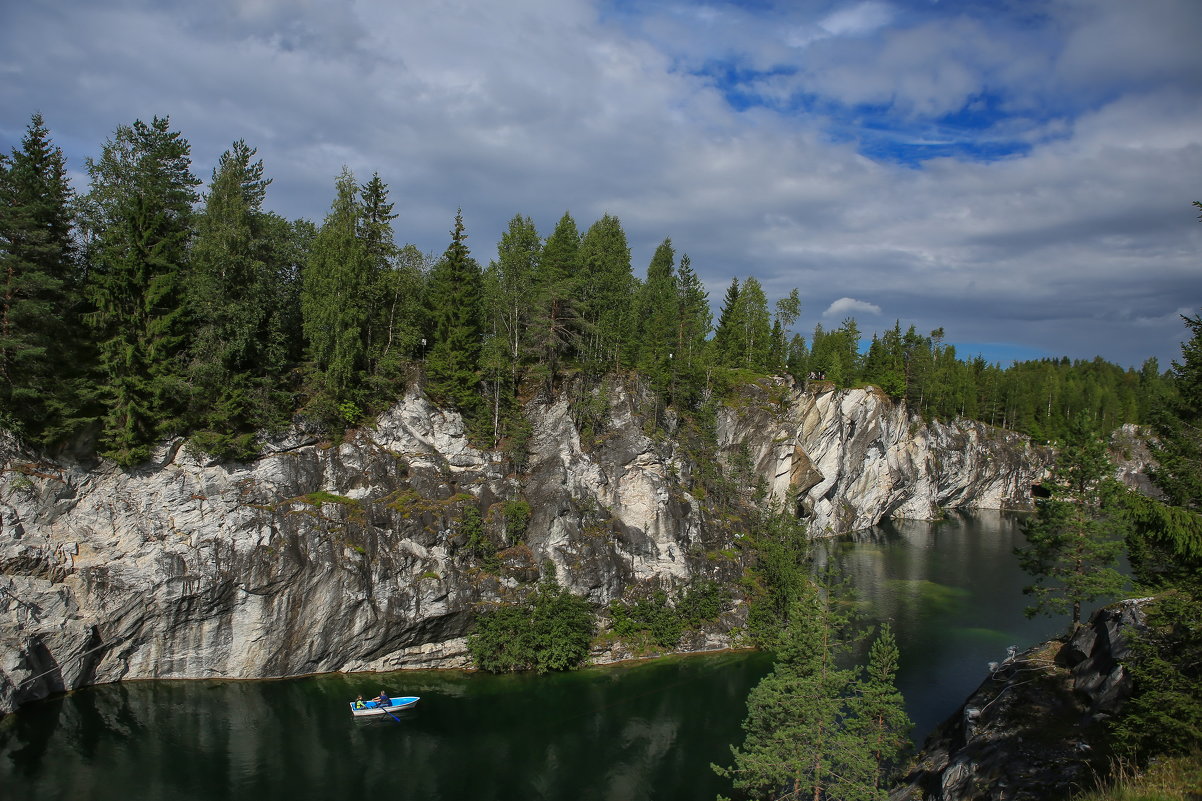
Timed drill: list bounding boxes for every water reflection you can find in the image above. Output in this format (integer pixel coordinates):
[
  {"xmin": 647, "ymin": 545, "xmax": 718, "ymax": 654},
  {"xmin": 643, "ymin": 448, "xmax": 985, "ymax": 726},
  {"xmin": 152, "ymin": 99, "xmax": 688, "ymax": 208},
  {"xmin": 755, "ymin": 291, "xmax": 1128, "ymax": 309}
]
[{"xmin": 2, "ymin": 510, "xmax": 1083, "ymax": 800}]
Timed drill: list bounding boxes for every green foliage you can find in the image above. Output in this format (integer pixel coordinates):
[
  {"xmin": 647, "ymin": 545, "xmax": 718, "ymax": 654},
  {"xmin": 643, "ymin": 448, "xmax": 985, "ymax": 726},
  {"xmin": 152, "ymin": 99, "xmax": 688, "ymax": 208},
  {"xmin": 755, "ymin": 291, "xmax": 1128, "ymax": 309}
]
[
  {"xmin": 184, "ymin": 140, "xmax": 299, "ymax": 458},
  {"xmin": 1150, "ymin": 310, "xmax": 1202, "ymax": 512},
  {"xmin": 1111, "ymin": 590, "xmax": 1202, "ymax": 760},
  {"xmin": 715, "ymin": 580, "xmax": 910, "ymax": 801},
  {"xmin": 81, "ymin": 116, "xmax": 200, "ymax": 466},
  {"xmin": 425, "ymin": 209, "xmax": 483, "ymax": 419},
  {"xmin": 607, "ymin": 581, "xmax": 725, "ymax": 650},
  {"xmin": 467, "ymin": 576, "xmax": 595, "ymax": 673},
  {"xmin": 1016, "ymin": 417, "xmax": 1128, "ymax": 626},
  {"xmin": 0, "ymin": 113, "xmax": 86, "ymax": 449},
  {"xmin": 502, "ymin": 499, "xmax": 531, "ymax": 544},
  {"xmin": 743, "ymin": 504, "xmax": 813, "ymax": 649}
]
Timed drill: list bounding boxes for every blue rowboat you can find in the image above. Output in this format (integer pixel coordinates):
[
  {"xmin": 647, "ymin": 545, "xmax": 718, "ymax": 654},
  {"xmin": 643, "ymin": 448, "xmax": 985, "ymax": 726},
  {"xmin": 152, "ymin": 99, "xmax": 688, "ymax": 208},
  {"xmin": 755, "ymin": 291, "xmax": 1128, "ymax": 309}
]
[{"xmin": 349, "ymin": 695, "xmax": 420, "ymax": 718}]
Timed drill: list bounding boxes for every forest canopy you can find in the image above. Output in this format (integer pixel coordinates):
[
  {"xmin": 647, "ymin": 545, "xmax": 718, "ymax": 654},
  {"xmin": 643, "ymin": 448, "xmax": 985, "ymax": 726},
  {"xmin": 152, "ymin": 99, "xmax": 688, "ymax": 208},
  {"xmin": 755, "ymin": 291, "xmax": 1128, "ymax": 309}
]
[{"xmin": 0, "ymin": 114, "xmax": 1170, "ymax": 464}]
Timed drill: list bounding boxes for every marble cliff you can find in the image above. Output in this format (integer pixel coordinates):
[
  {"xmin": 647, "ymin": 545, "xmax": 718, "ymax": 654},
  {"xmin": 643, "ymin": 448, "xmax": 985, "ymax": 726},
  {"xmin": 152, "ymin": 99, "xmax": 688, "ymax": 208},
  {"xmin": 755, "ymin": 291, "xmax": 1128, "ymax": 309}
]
[{"xmin": 0, "ymin": 379, "xmax": 1047, "ymax": 714}]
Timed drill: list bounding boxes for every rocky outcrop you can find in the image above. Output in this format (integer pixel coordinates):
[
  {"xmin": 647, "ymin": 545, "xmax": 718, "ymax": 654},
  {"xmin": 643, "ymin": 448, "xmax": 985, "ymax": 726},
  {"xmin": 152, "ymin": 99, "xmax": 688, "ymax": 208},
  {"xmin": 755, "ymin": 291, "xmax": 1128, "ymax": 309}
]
[
  {"xmin": 891, "ymin": 599, "xmax": 1148, "ymax": 801},
  {"xmin": 720, "ymin": 382, "xmax": 1047, "ymax": 536},
  {"xmin": 1, "ymin": 380, "xmax": 1046, "ymax": 715}
]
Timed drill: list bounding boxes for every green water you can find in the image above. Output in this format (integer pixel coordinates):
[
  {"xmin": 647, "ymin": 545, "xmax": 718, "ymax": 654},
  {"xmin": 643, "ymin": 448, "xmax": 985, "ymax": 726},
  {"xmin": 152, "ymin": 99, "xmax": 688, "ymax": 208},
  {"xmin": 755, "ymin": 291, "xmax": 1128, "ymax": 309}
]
[{"xmin": 1, "ymin": 510, "xmax": 1071, "ymax": 800}]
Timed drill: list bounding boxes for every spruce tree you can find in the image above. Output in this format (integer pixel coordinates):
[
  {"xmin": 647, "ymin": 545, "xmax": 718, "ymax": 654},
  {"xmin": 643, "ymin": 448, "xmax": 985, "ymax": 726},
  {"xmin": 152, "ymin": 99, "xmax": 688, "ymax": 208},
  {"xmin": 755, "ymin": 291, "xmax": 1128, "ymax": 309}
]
[
  {"xmin": 577, "ymin": 213, "xmax": 634, "ymax": 369},
  {"xmin": 1016, "ymin": 416, "xmax": 1127, "ymax": 626},
  {"xmin": 529, "ymin": 211, "xmax": 580, "ymax": 390},
  {"xmin": 0, "ymin": 113, "xmax": 84, "ymax": 447},
  {"xmin": 711, "ymin": 277, "xmax": 741, "ymax": 368},
  {"xmin": 849, "ymin": 624, "xmax": 913, "ymax": 796},
  {"xmin": 632, "ymin": 237, "xmax": 678, "ymax": 395},
  {"xmin": 1151, "ymin": 308, "xmax": 1202, "ymax": 512},
  {"xmin": 674, "ymin": 254, "xmax": 711, "ymax": 406},
  {"xmin": 185, "ymin": 140, "xmax": 296, "ymax": 458},
  {"xmin": 425, "ymin": 209, "xmax": 483, "ymax": 420},
  {"xmin": 301, "ymin": 168, "xmax": 373, "ymax": 419},
  {"xmin": 81, "ymin": 116, "xmax": 200, "ymax": 466},
  {"xmin": 716, "ymin": 582, "xmax": 872, "ymax": 801}
]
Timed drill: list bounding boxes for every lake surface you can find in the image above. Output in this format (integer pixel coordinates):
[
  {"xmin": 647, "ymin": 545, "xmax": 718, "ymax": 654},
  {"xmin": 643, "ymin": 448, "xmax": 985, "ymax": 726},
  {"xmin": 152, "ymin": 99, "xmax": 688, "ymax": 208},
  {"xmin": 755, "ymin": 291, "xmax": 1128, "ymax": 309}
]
[{"xmin": 1, "ymin": 510, "xmax": 1076, "ymax": 800}]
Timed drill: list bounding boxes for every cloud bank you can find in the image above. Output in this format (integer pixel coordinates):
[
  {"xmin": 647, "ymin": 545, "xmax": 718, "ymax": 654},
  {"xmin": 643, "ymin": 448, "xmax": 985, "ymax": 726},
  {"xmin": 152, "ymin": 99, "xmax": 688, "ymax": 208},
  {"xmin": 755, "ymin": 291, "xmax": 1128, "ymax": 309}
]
[{"xmin": 2, "ymin": 0, "xmax": 1199, "ymax": 367}]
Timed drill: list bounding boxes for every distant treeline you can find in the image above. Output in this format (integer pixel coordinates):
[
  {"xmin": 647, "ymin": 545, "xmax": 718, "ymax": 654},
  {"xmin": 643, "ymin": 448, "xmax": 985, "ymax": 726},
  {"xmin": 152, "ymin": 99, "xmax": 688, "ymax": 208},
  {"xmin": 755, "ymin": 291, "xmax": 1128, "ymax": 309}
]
[{"xmin": 0, "ymin": 114, "xmax": 1167, "ymax": 465}]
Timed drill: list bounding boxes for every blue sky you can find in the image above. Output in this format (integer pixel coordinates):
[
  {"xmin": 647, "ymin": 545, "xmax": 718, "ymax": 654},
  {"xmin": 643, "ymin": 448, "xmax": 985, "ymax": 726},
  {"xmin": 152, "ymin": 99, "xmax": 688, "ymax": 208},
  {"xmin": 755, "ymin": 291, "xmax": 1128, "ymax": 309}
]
[{"xmin": 2, "ymin": 0, "xmax": 1200, "ymax": 368}]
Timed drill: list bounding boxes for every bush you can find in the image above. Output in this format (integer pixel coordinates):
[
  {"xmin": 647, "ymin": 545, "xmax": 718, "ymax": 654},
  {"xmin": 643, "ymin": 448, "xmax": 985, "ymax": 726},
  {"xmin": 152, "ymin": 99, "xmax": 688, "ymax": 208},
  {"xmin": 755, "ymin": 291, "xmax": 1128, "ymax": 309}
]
[
  {"xmin": 468, "ymin": 577, "xmax": 595, "ymax": 673},
  {"xmin": 608, "ymin": 580, "xmax": 729, "ymax": 649}
]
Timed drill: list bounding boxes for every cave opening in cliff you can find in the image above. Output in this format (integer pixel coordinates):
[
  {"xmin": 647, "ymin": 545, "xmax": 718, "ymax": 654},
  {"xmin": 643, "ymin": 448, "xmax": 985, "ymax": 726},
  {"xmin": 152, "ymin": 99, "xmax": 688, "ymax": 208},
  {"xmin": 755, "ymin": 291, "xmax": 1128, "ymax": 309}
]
[{"xmin": 1030, "ymin": 483, "xmax": 1051, "ymax": 499}]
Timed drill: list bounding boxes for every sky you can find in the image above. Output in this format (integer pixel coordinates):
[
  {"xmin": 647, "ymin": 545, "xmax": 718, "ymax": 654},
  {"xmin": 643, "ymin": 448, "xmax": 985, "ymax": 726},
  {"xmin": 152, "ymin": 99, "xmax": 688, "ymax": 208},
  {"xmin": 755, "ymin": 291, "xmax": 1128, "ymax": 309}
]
[{"xmin": 2, "ymin": 0, "xmax": 1200, "ymax": 369}]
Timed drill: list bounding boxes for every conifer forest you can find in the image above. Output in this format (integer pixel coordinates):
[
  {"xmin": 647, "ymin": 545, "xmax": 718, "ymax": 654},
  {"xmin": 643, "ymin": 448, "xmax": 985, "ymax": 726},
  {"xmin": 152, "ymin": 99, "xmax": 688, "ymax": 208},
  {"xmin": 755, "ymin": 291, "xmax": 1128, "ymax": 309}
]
[{"xmin": 0, "ymin": 114, "xmax": 1172, "ymax": 467}]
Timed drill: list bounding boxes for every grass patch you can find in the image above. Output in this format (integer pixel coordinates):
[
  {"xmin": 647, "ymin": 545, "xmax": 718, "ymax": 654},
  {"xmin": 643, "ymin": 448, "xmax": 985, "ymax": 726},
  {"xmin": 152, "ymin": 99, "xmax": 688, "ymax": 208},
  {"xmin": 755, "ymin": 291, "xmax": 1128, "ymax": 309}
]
[{"xmin": 1074, "ymin": 754, "xmax": 1202, "ymax": 801}]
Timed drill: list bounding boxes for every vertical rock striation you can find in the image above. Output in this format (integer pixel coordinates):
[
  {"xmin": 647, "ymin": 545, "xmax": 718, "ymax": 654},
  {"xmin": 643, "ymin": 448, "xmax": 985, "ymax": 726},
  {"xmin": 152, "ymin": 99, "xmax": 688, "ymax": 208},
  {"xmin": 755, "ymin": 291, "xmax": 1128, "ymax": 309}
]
[{"xmin": 1, "ymin": 381, "xmax": 1046, "ymax": 714}]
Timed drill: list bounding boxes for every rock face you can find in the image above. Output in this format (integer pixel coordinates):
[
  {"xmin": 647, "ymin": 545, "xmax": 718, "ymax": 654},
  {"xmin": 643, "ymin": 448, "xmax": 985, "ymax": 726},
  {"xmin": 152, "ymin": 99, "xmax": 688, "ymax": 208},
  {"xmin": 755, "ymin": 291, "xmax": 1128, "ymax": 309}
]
[
  {"xmin": 891, "ymin": 599, "xmax": 1147, "ymax": 801},
  {"xmin": 721, "ymin": 383, "xmax": 1047, "ymax": 535},
  {"xmin": 1, "ymin": 380, "xmax": 1046, "ymax": 715}
]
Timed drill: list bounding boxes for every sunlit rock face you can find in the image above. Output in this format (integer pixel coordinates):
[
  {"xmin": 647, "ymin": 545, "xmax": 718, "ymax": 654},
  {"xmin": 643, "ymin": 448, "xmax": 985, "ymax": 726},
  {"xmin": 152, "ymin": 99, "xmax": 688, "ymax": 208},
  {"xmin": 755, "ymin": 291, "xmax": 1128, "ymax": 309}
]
[{"xmin": 0, "ymin": 380, "xmax": 1046, "ymax": 714}]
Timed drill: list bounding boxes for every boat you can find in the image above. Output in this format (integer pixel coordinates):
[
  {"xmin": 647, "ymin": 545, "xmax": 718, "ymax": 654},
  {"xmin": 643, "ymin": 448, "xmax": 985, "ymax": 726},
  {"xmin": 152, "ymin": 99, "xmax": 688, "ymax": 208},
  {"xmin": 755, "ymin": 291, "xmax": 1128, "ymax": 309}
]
[{"xmin": 349, "ymin": 695, "xmax": 420, "ymax": 717}]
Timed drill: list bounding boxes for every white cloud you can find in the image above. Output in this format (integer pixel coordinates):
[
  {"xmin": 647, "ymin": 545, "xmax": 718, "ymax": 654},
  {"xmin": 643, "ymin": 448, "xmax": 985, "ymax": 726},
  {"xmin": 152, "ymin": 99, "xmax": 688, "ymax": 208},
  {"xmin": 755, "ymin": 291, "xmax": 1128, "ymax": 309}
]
[
  {"xmin": 824, "ymin": 298, "xmax": 883, "ymax": 318},
  {"xmin": 1, "ymin": 0, "xmax": 1199, "ymax": 368}
]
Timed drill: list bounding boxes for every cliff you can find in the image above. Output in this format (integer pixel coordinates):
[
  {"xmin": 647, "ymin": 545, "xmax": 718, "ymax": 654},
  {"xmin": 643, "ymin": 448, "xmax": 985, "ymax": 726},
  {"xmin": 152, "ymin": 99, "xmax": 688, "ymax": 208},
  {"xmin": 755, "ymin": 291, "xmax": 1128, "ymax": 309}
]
[
  {"xmin": 0, "ymin": 380, "xmax": 1047, "ymax": 715},
  {"xmin": 890, "ymin": 599, "xmax": 1148, "ymax": 801}
]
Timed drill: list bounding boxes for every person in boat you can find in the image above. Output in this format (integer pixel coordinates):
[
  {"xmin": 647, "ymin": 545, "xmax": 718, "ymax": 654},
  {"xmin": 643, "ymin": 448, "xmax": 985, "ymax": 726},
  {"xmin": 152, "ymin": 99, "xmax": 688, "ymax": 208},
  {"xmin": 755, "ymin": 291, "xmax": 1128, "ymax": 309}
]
[
  {"xmin": 375, "ymin": 690, "xmax": 390, "ymax": 708},
  {"xmin": 354, "ymin": 696, "xmax": 366, "ymax": 709}
]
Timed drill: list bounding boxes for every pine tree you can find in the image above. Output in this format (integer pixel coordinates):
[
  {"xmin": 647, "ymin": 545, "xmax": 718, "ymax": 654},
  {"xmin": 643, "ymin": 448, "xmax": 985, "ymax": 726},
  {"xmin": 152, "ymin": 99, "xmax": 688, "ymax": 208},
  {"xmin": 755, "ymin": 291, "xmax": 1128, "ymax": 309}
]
[
  {"xmin": 1151, "ymin": 309, "xmax": 1202, "ymax": 512},
  {"xmin": 185, "ymin": 140, "xmax": 297, "ymax": 458},
  {"xmin": 529, "ymin": 211, "xmax": 580, "ymax": 390},
  {"xmin": 81, "ymin": 116, "xmax": 200, "ymax": 466},
  {"xmin": 711, "ymin": 277, "xmax": 741, "ymax": 368},
  {"xmin": 425, "ymin": 209, "xmax": 483, "ymax": 420},
  {"xmin": 1016, "ymin": 416, "xmax": 1128, "ymax": 626},
  {"xmin": 632, "ymin": 237, "xmax": 678, "ymax": 395},
  {"xmin": 715, "ymin": 582, "xmax": 874, "ymax": 801},
  {"xmin": 849, "ymin": 624, "xmax": 913, "ymax": 796},
  {"xmin": 301, "ymin": 168, "xmax": 372, "ymax": 418},
  {"xmin": 577, "ymin": 213, "xmax": 634, "ymax": 369},
  {"xmin": 674, "ymin": 254, "xmax": 711, "ymax": 406},
  {"xmin": 0, "ymin": 113, "xmax": 84, "ymax": 447}
]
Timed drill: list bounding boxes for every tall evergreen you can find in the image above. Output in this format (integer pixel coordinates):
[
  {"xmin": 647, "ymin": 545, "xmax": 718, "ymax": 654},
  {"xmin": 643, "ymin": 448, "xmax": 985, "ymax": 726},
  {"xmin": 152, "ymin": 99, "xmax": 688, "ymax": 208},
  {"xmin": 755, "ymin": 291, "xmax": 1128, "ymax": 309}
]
[
  {"xmin": 358, "ymin": 172, "xmax": 411, "ymax": 387},
  {"xmin": 849, "ymin": 624, "xmax": 913, "ymax": 796},
  {"xmin": 185, "ymin": 140, "xmax": 296, "ymax": 458},
  {"xmin": 0, "ymin": 113, "xmax": 84, "ymax": 447},
  {"xmin": 529, "ymin": 211, "xmax": 580, "ymax": 390},
  {"xmin": 716, "ymin": 581, "xmax": 892, "ymax": 801},
  {"xmin": 425, "ymin": 209, "xmax": 483, "ymax": 420},
  {"xmin": 674, "ymin": 254, "xmax": 711, "ymax": 406},
  {"xmin": 81, "ymin": 116, "xmax": 199, "ymax": 466},
  {"xmin": 632, "ymin": 237, "xmax": 678, "ymax": 395},
  {"xmin": 577, "ymin": 213, "xmax": 634, "ymax": 369},
  {"xmin": 711, "ymin": 277, "xmax": 741, "ymax": 368},
  {"xmin": 301, "ymin": 168, "xmax": 372, "ymax": 415},
  {"xmin": 1016, "ymin": 416, "xmax": 1127, "ymax": 626},
  {"xmin": 1150, "ymin": 309, "xmax": 1202, "ymax": 512}
]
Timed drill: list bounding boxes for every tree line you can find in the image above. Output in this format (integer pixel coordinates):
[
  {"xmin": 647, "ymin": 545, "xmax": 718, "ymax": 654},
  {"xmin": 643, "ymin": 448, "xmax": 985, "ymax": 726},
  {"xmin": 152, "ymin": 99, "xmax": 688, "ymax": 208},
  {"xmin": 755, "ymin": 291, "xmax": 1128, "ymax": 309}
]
[{"xmin": 0, "ymin": 113, "xmax": 1167, "ymax": 466}]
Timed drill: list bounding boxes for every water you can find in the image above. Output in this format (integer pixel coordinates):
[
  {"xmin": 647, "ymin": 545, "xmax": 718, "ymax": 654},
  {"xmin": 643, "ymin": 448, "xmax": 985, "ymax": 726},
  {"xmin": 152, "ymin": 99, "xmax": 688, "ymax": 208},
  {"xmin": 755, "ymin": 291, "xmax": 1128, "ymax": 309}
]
[{"xmin": 1, "ymin": 511, "xmax": 1073, "ymax": 800}]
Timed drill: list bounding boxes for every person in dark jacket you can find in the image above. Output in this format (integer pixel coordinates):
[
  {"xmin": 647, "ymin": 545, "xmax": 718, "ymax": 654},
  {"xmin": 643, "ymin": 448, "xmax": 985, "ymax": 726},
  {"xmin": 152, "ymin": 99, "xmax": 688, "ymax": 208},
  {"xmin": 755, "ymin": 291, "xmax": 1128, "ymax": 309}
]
[{"xmin": 375, "ymin": 690, "xmax": 390, "ymax": 707}]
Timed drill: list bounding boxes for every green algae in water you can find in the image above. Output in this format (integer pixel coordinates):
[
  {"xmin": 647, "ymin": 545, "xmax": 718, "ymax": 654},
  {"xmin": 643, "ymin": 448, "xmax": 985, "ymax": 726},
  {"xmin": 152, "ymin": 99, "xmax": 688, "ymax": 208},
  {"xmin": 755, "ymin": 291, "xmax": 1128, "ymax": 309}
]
[
  {"xmin": 951, "ymin": 627, "xmax": 1017, "ymax": 648},
  {"xmin": 886, "ymin": 579, "xmax": 971, "ymax": 612}
]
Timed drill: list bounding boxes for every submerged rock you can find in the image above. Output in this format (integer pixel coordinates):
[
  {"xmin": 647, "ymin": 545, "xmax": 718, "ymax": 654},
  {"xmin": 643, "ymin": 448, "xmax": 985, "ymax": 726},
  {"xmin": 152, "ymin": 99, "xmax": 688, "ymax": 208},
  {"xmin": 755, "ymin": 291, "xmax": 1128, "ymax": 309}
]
[{"xmin": 1, "ymin": 380, "xmax": 1046, "ymax": 715}]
